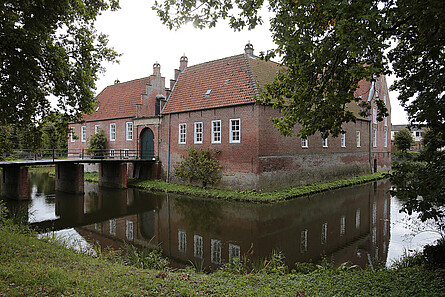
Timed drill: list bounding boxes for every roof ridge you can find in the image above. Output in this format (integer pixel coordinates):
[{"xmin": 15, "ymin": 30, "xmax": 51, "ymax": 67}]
[{"xmin": 186, "ymin": 53, "xmax": 245, "ymax": 69}]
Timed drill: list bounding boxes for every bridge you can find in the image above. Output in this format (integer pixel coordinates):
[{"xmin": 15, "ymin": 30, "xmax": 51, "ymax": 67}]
[{"xmin": 0, "ymin": 149, "xmax": 161, "ymax": 199}]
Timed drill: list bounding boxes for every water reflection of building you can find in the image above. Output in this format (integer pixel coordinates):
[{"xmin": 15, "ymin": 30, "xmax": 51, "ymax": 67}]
[{"xmin": 72, "ymin": 180, "xmax": 391, "ymax": 270}]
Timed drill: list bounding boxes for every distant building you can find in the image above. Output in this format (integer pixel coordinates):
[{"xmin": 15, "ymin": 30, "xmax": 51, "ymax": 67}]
[
  {"xmin": 391, "ymin": 124, "xmax": 425, "ymax": 151},
  {"xmin": 69, "ymin": 43, "xmax": 392, "ymax": 191}
]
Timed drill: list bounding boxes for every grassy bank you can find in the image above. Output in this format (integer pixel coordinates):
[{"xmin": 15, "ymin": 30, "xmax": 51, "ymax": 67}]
[
  {"xmin": 130, "ymin": 171, "xmax": 388, "ymax": 202},
  {"xmin": 0, "ymin": 226, "xmax": 443, "ymax": 296}
]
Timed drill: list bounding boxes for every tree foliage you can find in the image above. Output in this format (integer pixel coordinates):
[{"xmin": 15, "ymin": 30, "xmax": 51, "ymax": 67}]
[
  {"xmin": 0, "ymin": 0, "xmax": 120, "ymax": 127},
  {"xmin": 393, "ymin": 128, "xmax": 413, "ymax": 152},
  {"xmin": 88, "ymin": 128, "xmax": 107, "ymax": 158},
  {"xmin": 174, "ymin": 147, "xmax": 222, "ymax": 187}
]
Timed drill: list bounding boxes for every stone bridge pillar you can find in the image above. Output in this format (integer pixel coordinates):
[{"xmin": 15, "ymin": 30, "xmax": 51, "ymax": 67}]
[
  {"xmin": 55, "ymin": 163, "xmax": 85, "ymax": 194},
  {"xmin": 99, "ymin": 162, "xmax": 127, "ymax": 189},
  {"xmin": 1, "ymin": 166, "xmax": 29, "ymax": 199}
]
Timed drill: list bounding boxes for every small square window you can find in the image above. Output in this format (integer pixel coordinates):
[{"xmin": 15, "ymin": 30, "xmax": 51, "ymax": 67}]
[
  {"xmin": 194, "ymin": 122, "xmax": 203, "ymax": 144},
  {"xmin": 302, "ymin": 138, "xmax": 308, "ymax": 148},
  {"xmin": 212, "ymin": 120, "xmax": 221, "ymax": 143},
  {"xmin": 179, "ymin": 123, "xmax": 186, "ymax": 144},
  {"xmin": 70, "ymin": 127, "xmax": 75, "ymax": 142},
  {"xmin": 126, "ymin": 122, "xmax": 133, "ymax": 141},
  {"xmin": 110, "ymin": 123, "xmax": 116, "ymax": 141},
  {"xmin": 230, "ymin": 119, "xmax": 240, "ymax": 143},
  {"xmin": 81, "ymin": 126, "xmax": 86, "ymax": 142}
]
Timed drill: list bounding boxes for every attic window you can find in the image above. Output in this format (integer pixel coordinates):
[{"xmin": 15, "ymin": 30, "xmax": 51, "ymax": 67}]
[
  {"xmin": 224, "ymin": 79, "xmax": 230, "ymax": 84},
  {"xmin": 205, "ymin": 89, "xmax": 212, "ymax": 97},
  {"xmin": 95, "ymin": 106, "xmax": 100, "ymax": 112}
]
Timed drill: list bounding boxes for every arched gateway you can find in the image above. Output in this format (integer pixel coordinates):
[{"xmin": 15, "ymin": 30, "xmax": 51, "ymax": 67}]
[{"xmin": 140, "ymin": 128, "xmax": 154, "ymax": 159}]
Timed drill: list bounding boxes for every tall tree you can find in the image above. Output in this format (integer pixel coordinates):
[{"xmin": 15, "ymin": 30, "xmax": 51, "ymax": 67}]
[
  {"xmin": 154, "ymin": 0, "xmax": 445, "ymax": 220},
  {"xmin": 0, "ymin": 0, "xmax": 120, "ymax": 127}
]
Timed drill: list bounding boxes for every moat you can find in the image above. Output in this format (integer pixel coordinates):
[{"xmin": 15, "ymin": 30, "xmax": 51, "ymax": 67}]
[{"xmin": 2, "ymin": 170, "xmax": 441, "ymax": 271}]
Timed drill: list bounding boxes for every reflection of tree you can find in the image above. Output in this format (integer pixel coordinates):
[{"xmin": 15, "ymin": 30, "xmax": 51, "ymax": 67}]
[
  {"xmin": 85, "ymin": 191, "xmax": 100, "ymax": 213},
  {"xmin": 29, "ymin": 170, "xmax": 55, "ymax": 195},
  {"xmin": 174, "ymin": 197, "xmax": 223, "ymax": 235}
]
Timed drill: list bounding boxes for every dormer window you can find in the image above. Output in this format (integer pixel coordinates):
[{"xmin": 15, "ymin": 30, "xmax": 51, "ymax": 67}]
[{"xmin": 205, "ymin": 89, "xmax": 212, "ymax": 97}]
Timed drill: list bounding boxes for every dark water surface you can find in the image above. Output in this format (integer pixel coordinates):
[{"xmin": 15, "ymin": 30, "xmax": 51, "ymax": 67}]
[{"xmin": 2, "ymin": 170, "xmax": 441, "ymax": 270}]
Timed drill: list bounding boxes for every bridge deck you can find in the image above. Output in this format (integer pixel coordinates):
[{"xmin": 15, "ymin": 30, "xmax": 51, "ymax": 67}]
[{"xmin": 0, "ymin": 158, "xmax": 155, "ymax": 167}]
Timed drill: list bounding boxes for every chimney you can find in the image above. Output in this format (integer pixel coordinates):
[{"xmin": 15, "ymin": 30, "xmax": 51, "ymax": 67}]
[
  {"xmin": 153, "ymin": 62, "xmax": 161, "ymax": 77},
  {"xmin": 244, "ymin": 41, "xmax": 254, "ymax": 56},
  {"xmin": 179, "ymin": 55, "xmax": 188, "ymax": 72}
]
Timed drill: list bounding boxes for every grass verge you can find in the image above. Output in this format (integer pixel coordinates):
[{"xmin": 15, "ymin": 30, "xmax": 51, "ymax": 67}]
[
  {"xmin": 129, "ymin": 171, "xmax": 389, "ymax": 202},
  {"xmin": 0, "ymin": 226, "xmax": 444, "ymax": 296}
]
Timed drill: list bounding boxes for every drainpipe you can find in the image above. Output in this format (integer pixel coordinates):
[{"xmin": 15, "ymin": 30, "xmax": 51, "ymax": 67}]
[
  {"xmin": 166, "ymin": 113, "xmax": 171, "ymax": 182},
  {"xmin": 368, "ymin": 78, "xmax": 375, "ymax": 173}
]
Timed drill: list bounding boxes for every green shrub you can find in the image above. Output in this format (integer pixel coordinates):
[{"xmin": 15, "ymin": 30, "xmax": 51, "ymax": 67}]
[
  {"xmin": 88, "ymin": 128, "xmax": 107, "ymax": 158},
  {"xmin": 174, "ymin": 147, "xmax": 221, "ymax": 187}
]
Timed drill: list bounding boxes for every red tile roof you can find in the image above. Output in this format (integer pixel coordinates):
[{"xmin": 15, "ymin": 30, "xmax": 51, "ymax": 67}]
[
  {"xmin": 83, "ymin": 77, "xmax": 152, "ymax": 121},
  {"xmin": 162, "ymin": 54, "xmax": 281, "ymax": 114}
]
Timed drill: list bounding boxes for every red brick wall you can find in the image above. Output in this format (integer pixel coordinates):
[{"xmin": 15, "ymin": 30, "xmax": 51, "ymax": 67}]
[{"xmin": 160, "ymin": 103, "xmax": 379, "ymax": 191}]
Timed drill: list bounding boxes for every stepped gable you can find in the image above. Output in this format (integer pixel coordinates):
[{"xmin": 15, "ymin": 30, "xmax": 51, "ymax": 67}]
[
  {"xmin": 163, "ymin": 54, "xmax": 266, "ymax": 114},
  {"xmin": 84, "ymin": 77, "xmax": 152, "ymax": 121}
]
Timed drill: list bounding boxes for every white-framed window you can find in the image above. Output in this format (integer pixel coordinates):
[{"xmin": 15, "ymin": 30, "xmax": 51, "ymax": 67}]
[
  {"xmin": 194, "ymin": 122, "xmax": 203, "ymax": 144},
  {"xmin": 110, "ymin": 149, "xmax": 115, "ymax": 157},
  {"xmin": 341, "ymin": 133, "xmax": 346, "ymax": 148},
  {"xmin": 109, "ymin": 219, "xmax": 116, "ymax": 236},
  {"xmin": 179, "ymin": 123, "xmax": 186, "ymax": 144},
  {"xmin": 384, "ymin": 94, "xmax": 387, "ymax": 105},
  {"xmin": 110, "ymin": 123, "xmax": 116, "ymax": 141},
  {"xmin": 229, "ymin": 244, "xmax": 240, "ymax": 263},
  {"xmin": 302, "ymin": 138, "xmax": 308, "ymax": 148},
  {"xmin": 229, "ymin": 119, "xmax": 240, "ymax": 143},
  {"xmin": 126, "ymin": 122, "xmax": 133, "ymax": 141},
  {"xmin": 340, "ymin": 215, "xmax": 346, "ymax": 236},
  {"xmin": 126, "ymin": 220, "xmax": 134, "ymax": 241},
  {"xmin": 124, "ymin": 149, "xmax": 129, "ymax": 157},
  {"xmin": 178, "ymin": 230, "xmax": 187, "ymax": 252},
  {"xmin": 211, "ymin": 239, "xmax": 221, "ymax": 264},
  {"xmin": 321, "ymin": 223, "xmax": 328, "ymax": 245},
  {"xmin": 212, "ymin": 120, "xmax": 221, "ymax": 143},
  {"xmin": 356, "ymin": 131, "xmax": 361, "ymax": 147},
  {"xmin": 81, "ymin": 126, "xmax": 86, "ymax": 142},
  {"xmin": 415, "ymin": 131, "xmax": 421, "ymax": 138},
  {"xmin": 356, "ymin": 208, "xmax": 361, "ymax": 229},
  {"xmin": 384, "ymin": 117, "xmax": 388, "ymax": 127},
  {"xmin": 373, "ymin": 107, "xmax": 377, "ymax": 124},
  {"xmin": 70, "ymin": 127, "xmax": 75, "ymax": 142},
  {"xmin": 384, "ymin": 130, "xmax": 388, "ymax": 148},
  {"xmin": 373, "ymin": 128, "xmax": 377, "ymax": 147},
  {"xmin": 95, "ymin": 125, "xmax": 100, "ymax": 134},
  {"xmin": 322, "ymin": 137, "xmax": 328, "ymax": 148},
  {"xmin": 300, "ymin": 229, "xmax": 308, "ymax": 253},
  {"xmin": 194, "ymin": 235, "xmax": 203, "ymax": 258}
]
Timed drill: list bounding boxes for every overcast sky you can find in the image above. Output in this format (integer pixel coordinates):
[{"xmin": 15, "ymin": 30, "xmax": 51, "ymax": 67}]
[{"xmin": 94, "ymin": 0, "xmax": 408, "ymax": 125}]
